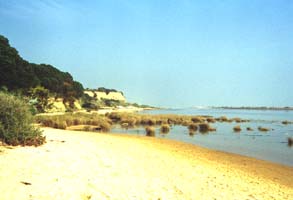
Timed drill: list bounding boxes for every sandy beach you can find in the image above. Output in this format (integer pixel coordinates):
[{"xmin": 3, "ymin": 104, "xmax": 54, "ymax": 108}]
[{"xmin": 0, "ymin": 128, "xmax": 292, "ymax": 200}]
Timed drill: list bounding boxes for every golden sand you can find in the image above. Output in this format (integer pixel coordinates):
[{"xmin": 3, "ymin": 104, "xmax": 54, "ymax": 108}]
[{"xmin": 0, "ymin": 128, "xmax": 292, "ymax": 199}]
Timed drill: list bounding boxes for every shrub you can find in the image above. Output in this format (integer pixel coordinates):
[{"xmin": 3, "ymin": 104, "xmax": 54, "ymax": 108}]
[
  {"xmin": 233, "ymin": 125, "xmax": 241, "ymax": 132},
  {"xmin": 145, "ymin": 126, "xmax": 155, "ymax": 136},
  {"xmin": 0, "ymin": 92, "xmax": 45, "ymax": 146},
  {"xmin": 160, "ymin": 124, "xmax": 170, "ymax": 133}
]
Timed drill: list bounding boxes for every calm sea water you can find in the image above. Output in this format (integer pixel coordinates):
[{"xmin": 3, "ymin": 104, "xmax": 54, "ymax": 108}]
[{"xmin": 111, "ymin": 108, "xmax": 293, "ymax": 166}]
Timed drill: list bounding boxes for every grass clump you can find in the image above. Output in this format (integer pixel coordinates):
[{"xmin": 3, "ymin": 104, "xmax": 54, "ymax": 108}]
[
  {"xmin": 246, "ymin": 127, "xmax": 253, "ymax": 131},
  {"xmin": 191, "ymin": 117, "xmax": 204, "ymax": 123},
  {"xmin": 233, "ymin": 125, "xmax": 241, "ymax": 132},
  {"xmin": 188, "ymin": 123, "xmax": 198, "ymax": 132},
  {"xmin": 206, "ymin": 118, "xmax": 216, "ymax": 123},
  {"xmin": 36, "ymin": 113, "xmax": 111, "ymax": 132},
  {"xmin": 160, "ymin": 124, "xmax": 170, "ymax": 133},
  {"xmin": 0, "ymin": 92, "xmax": 45, "ymax": 146},
  {"xmin": 217, "ymin": 116, "xmax": 228, "ymax": 122},
  {"xmin": 145, "ymin": 126, "xmax": 155, "ymax": 136},
  {"xmin": 288, "ymin": 137, "xmax": 293, "ymax": 147},
  {"xmin": 258, "ymin": 126, "xmax": 270, "ymax": 132},
  {"xmin": 198, "ymin": 123, "xmax": 210, "ymax": 133},
  {"xmin": 282, "ymin": 121, "xmax": 292, "ymax": 125}
]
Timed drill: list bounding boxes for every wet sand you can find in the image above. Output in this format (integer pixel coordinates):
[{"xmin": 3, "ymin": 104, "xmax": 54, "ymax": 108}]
[{"xmin": 0, "ymin": 128, "xmax": 292, "ymax": 199}]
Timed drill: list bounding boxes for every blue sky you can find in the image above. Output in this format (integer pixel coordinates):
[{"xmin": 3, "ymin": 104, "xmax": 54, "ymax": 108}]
[{"xmin": 0, "ymin": 0, "xmax": 293, "ymax": 107}]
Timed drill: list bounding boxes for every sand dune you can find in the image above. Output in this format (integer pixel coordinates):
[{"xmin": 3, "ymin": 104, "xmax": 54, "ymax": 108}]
[{"xmin": 0, "ymin": 128, "xmax": 292, "ymax": 199}]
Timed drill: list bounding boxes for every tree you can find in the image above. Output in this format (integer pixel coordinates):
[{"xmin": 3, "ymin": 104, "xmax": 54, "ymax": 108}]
[{"xmin": 29, "ymin": 86, "xmax": 50, "ymax": 113}]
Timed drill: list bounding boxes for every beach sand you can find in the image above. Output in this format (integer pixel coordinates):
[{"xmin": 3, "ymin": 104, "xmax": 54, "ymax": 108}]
[{"xmin": 0, "ymin": 128, "xmax": 292, "ymax": 200}]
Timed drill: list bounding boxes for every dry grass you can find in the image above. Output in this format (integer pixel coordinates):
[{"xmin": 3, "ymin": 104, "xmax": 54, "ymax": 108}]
[
  {"xmin": 35, "ymin": 112, "xmax": 251, "ymax": 136},
  {"xmin": 160, "ymin": 124, "xmax": 170, "ymax": 134},
  {"xmin": 145, "ymin": 126, "xmax": 155, "ymax": 136},
  {"xmin": 198, "ymin": 123, "xmax": 210, "ymax": 133},
  {"xmin": 35, "ymin": 113, "xmax": 112, "ymax": 132},
  {"xmin": 233, "ymin": 125, "xmax": 241, "ymax": 132},
  {"xmin": 188, "ymin": 123, "xmax": 198, "ymax": 132},
  {"xmin": 258, "ymin": 127, "xmax": 270, "ymax": 132}
]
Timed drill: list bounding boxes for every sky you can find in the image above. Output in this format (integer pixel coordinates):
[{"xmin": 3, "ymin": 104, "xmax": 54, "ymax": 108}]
[{"xmin": 0, "ymin": 0, "xmax": 293, "ymax": 107}]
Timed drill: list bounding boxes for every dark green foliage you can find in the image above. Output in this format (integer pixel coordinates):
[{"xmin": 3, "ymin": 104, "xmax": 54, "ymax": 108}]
[
  {"xmin": 0, "ymin": 35, "xmax": 83, "ymax": 98},
  {"xmin": 101, "ymin": 98, "xmax": 121, "ymax": 107},
  {"xmin": 96, "ymin": 87, "xmax": 118, "ymax": 94},
  {"xmin": 0, "ymin": 92, "xmax": 45, "ymax": 146},
  {"xmin": 28, "ymin": 86, "xmax": 50, "ymax": 112}
]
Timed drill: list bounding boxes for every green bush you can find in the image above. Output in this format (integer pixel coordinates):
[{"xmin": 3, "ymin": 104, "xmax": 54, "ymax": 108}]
[{"xmin": 0, "ymin": 92, "xmax": 45, "ymax": 146}]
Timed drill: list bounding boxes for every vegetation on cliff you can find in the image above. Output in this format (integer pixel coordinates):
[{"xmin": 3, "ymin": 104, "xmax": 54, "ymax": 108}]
[{"xmin": 0, "ymin": 35, "xmax": 83, "ymax": 99}]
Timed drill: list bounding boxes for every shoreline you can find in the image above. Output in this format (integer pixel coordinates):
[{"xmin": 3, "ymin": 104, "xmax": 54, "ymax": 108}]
[{"xmin": 0, "ymin": 128, "xmax": 292, "ymax": 199}]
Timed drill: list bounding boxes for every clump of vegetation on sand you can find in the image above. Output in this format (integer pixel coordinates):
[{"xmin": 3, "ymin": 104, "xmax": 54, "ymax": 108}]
[
  {"xmin": 198, "ymin": 123, "xmax": 209, "ymax": 133},
  {"xmin": 188, "ymin": 123, "xmax": 198, "ymax": 132},
  {"xmin": 145, "ymin": 126, "xmax": 155, "ymax": 136},
  {"xmin": 0, "ymin": 92, "xmax": 45, "ymax": 146},
  {"xmin": 35, "ymin": 113, "xmax": 111, "ymax": 132},
  {"xmin": 160, "ymin": 124, "xmax": 170, "ymax": 133}
]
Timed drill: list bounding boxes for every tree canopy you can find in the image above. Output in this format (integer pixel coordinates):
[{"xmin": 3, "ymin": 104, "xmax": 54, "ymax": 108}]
[{"xmin": 0, "ymin": 35, "xmax": 84, "ymax": 98}]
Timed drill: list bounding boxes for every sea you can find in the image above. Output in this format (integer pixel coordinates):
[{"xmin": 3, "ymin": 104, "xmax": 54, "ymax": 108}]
[{"xmin": 111, "ymin": 108, "xmax": 293, "ymax": 166}]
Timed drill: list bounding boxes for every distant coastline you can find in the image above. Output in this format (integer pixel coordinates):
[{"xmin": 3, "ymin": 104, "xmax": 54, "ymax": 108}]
[{"xmin": 213, "ymin": 106, "xmax": 293, "ymax": 111}]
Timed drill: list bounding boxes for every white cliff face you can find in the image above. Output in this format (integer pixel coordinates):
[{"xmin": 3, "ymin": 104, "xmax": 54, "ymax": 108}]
[{"xmin": 84, "ymin": 90, "xmax": 126, "ymax": 102}]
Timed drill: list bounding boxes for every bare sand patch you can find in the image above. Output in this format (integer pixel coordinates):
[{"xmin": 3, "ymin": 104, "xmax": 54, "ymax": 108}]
[{"xmin": 0, "ymin": 128, "xmax": 292, "ymax": 199}]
